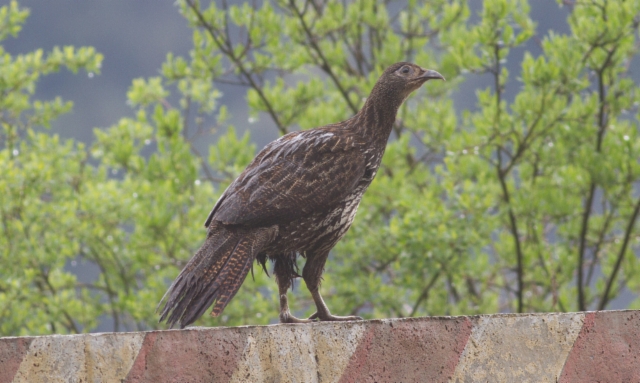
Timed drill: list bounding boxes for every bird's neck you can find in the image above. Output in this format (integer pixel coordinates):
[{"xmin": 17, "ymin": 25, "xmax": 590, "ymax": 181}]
[{"xmin": 354, "ymin": 92, "xmax": 403, "ymax": 144}]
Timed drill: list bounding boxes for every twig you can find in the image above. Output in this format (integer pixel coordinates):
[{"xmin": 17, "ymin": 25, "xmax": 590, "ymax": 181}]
[
  {"xmin": 287, "ymin": 0, "xmax": 358, "ymax": 114},
  {"xmin": 598, "ymin": 196, "xmax": 640, "ymax": 309}
]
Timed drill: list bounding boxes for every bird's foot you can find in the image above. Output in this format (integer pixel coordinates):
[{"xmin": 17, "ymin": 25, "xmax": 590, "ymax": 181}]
[
  {"xmin": 280, "ymin": 311, "xmax": 313, "ymax": 324},
  {"xmin": 307, "ymin": 312, "xmax": 363, "ymax": 322}
]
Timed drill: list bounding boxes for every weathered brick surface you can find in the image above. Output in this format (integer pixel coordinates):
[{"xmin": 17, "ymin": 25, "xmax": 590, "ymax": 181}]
[
  {"xmin": 1, "ymin": 311, "xmax": 638, "ymax": 383},
  {"xmin": 0, "ymin": 337, "xmax": 32, "ymax": 383},
  {"xmin": 559, "ymin": 311, "xmax": 640, "ymax": 383}
]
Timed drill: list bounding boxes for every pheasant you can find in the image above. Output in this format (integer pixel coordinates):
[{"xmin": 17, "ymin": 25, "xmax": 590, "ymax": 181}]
[{"xmin": 158, "ymin": 62, "xmax": 444, "ymax": 328}]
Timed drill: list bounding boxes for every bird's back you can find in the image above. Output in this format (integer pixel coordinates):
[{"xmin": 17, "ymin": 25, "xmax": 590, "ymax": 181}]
[{"xmin": 206, "ymin": 120, "xmax": 372, "ymax": 229}]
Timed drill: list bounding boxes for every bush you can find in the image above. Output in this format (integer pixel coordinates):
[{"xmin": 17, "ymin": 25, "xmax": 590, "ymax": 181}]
[{"xmin": 2, "ymin": 0, "xmax": 640, "ymax": 335}]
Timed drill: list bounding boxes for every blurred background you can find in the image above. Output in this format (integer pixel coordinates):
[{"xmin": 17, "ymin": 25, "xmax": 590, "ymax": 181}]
[
  {"xmin": 3, "ymin": 0, "xmax": 639, "ymax": 335},
  {"xmin": 5, "ymin": 0, "xmax": 572, "ymax": 148}
]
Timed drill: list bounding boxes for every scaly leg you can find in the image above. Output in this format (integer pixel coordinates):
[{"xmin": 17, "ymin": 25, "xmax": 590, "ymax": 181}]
[
  {"xmin": 274, "ymin": 254, "xmax": 310, "ymax": 324},
  {"xmin": 303, "ymin": 250, "xmax": 363, "ymax": 322}
]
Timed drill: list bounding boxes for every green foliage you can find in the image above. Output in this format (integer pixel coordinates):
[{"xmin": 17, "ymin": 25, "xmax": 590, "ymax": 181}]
[{"xmin": 2, "ymin": 0, "xmax": 640, "ymax": 335}]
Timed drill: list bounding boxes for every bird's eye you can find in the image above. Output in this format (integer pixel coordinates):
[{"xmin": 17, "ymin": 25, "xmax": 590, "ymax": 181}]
[{"xmin": 401, "ymin": 66, "xmax": 410, "ymax": 74}]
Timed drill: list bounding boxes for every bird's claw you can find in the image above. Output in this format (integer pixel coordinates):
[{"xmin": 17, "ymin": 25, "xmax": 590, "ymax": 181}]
[
  {"xmin": 280, "ymin": 311, "xmax": 313, "ymax": 324},
  {"xmin": 307, "ymin": 312, "xmax": 363, "ymax": 322}
]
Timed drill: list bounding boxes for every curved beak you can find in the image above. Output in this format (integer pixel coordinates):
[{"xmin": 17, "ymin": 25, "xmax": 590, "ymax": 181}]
[{"xmin": 420, "ymin": 69, "xmax": 445, "ymax": 81}]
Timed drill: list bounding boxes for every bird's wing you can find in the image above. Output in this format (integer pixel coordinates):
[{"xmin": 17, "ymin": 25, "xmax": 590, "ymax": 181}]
[{"xmin": 205, "ymin": 129, "xmax": 366, "ymax": 227}]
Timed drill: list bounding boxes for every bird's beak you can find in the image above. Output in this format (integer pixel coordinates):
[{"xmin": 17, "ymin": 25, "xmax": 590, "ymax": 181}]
[{"xmin": 420, "ymin": 69, "xmax": 445, "ymax": 81}]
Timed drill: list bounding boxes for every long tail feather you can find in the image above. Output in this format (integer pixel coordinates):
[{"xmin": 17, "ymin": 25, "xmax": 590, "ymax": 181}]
[{"xmin": 157, "ymin": 223, "xmax": 277, "ymax": 328}]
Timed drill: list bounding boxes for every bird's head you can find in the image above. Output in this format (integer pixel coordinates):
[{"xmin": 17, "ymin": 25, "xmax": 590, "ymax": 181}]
[{"xmin": 370, "ymin": 62, "xmax": 445, "ymax": 105}]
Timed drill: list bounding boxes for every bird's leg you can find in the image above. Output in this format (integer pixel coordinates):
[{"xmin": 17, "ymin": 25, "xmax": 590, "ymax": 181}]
[
  {"xmin": 278, "ymin": 287, "xmax": 312, "ymax": 324},
  {"xmin": 306, "ymin": 289, "xmax": 363, "ymax": 321},
  {"xmin": 303, "ymin": 250, "xmax": 363, "ymax": 322},
  {"xmin": 274, "ymin": 255, "xmax": 311, "ymax": 324}
]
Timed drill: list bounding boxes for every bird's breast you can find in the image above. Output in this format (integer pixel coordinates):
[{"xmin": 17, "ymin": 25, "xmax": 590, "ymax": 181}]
[
  {"xmin": 265, "ymin": 185, "xmax": 367, "ymax": 255},
  {"xmin": 264, "ymin": 147, "xmax": 384, "ymax": 256}
]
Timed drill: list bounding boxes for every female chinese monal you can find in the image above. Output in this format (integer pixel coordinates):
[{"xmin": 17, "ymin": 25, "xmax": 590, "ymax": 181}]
[{"xmin": 158, "ymin": 62, "xmax": 444, "ymax": 328}]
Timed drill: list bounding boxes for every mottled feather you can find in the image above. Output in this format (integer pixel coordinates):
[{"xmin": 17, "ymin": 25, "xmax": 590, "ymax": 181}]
[
  {"xmin": 206, "ymin": 127, "xmax": 366, "ymax": 227},
  {"xmin": 157, "ymin": 62, "xmax": 444, "ymax": 328}
]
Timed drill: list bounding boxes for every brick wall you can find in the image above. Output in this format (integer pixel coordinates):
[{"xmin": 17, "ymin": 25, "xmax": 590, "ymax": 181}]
[{"xmin": 1, "ymin": 311, "xmax": 639, "ymax": 382}]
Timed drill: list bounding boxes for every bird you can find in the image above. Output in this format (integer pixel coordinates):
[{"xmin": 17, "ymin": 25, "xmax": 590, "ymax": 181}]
[{"xmin": 157, "ymin": 62, "xmax": 445, "ymax": 328}]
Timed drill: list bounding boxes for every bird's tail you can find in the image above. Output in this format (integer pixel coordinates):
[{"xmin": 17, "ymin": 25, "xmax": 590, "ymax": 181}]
[{"xmin": 157, "ymin": 222, "xmax": 277, "ymax": 328}]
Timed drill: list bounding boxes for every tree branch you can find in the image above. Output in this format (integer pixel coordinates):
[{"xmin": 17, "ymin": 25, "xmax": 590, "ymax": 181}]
[
  {"xmin": 577, "ymin": 183, "xmax": 595, "ymax": 311},
  {"xmin": 287, "ymin": 0, "xmax": 359, "ymax": 114},
  {"xmin": 497, "ymin": 158, "xmax": 525, "ymax": 313},
  {"xmin": 598, "ymin": 195, "xmax": 640, "ymax": 310},
  {"xmin": 577, "ymin": 44, "xmax": 616, "ymax": 311},
  {"xmin": 185, "ymin": 0, "xmax": 288, "ymax": 134},
  {"xmin": 409, "ymin": 268, "xmax": 442, "ymax": 317}
]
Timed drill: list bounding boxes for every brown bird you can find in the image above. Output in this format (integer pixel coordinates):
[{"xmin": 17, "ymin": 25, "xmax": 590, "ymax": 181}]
[{"xmin": 158, "ymin": 62, "xmax": 444, "ymax": 328}]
